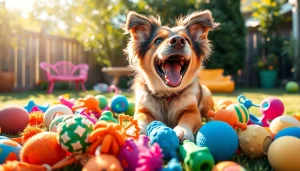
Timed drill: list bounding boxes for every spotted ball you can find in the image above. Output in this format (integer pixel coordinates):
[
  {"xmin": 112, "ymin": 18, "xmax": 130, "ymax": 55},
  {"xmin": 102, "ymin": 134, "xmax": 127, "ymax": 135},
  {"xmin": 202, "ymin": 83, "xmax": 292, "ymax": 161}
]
[{"xmin": 57, "ymin": 115, "xmax": 93, "ymax": 154}]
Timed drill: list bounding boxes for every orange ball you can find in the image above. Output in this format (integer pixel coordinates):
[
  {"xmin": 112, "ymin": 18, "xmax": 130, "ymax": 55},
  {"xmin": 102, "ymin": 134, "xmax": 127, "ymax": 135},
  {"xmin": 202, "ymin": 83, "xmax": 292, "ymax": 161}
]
[
  {"xmin": 213, "ymin": 161, "xmax": 246, "ymax": 171},
  {"xmin": 20, "ymin": 132, "xmax": 67, "ymax": 165},
  {"xmin": 82, "ymin": 155, "xmax": 123, "ymax": 171}
]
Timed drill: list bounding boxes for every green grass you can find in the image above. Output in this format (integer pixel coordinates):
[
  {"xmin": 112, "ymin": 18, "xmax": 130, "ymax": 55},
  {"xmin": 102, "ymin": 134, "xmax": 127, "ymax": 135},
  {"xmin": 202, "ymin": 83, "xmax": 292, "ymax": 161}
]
[{"xmin": 1, "ymin": 88, "xmax": 300, "ymax": 171}]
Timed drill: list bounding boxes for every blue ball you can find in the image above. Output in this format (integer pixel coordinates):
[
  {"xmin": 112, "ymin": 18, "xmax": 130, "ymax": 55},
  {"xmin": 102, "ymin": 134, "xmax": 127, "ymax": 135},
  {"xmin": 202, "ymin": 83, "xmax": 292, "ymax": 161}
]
[
  {"xmin": 274, "ymin": 127, "xmax": 300, "ymax": 140},
  {"xmin": 196, "ymin": 121, "xmax": 238, "ymax": 161},
  {"xmin": 110, "ymin": 95, "xmax": 129, "ymax": 114},
  {"xmin": 0, "ymin": 139, "xmax": 22, "ymax": 164}
]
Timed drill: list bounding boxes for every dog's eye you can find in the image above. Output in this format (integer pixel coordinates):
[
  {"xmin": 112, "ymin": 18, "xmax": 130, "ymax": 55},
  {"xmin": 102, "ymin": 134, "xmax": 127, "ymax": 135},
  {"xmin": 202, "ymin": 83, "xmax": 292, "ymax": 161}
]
[{"xmin": 154, "ymin": 38, "xmax": 163, "ymax": 45}]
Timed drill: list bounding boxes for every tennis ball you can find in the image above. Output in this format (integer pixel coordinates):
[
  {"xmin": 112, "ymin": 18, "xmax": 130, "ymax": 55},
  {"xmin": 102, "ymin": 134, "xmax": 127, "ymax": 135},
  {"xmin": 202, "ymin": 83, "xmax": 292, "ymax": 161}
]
[{"xmin": 285, "ymin": 81, "xmax": 299, "ymax": 93}]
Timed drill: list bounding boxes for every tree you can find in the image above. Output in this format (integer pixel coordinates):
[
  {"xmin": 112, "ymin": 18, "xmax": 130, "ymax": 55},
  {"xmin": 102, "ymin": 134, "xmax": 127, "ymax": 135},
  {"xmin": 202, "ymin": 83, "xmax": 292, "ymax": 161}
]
[
  {"xmin": 30, "ymin": 0, "xmax": 128, "ymax": 67},
  {"xmin": 199, "ymin": 0, "xmax": 246, "ymax": 76}
]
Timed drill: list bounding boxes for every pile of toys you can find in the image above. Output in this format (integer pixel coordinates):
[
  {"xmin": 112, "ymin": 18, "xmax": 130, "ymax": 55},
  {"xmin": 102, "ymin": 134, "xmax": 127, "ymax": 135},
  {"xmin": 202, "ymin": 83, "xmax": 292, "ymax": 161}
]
[{"xmin": 0, "ymin": 91, "xmax": 300, "ymax": 171}]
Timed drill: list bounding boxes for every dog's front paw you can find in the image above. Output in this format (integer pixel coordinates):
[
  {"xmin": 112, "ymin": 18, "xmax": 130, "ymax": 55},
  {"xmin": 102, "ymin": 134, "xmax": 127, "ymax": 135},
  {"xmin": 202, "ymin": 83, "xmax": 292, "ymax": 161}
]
[
  {"xmin": 173, "ymin": 125, "xmax": 194, "ymax": 142},
  {"xmin": 137, "ymin": 121, "xmax": 148, "ymax": 135}
]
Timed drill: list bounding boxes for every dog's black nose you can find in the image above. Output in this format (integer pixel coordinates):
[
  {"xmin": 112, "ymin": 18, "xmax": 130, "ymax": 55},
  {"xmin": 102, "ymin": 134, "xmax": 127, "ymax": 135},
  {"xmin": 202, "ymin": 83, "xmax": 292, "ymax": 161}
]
[{"xmin": 168, "ymin": 35, "xmax": 186, "ymax": 49}]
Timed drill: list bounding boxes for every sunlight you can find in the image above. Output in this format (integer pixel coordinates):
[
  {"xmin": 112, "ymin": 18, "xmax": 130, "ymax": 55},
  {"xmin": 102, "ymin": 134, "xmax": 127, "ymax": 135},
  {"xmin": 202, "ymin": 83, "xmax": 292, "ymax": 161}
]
[{"xmin": 5, "ymin": 0, "xmax": 35, "ymax": 12}]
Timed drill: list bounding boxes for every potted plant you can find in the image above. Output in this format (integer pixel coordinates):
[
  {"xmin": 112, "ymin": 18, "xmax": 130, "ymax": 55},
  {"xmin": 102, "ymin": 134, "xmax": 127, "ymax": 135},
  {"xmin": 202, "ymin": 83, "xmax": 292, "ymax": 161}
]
[
  {"xmin": 0, "ymin": 2, "xmax": 15, "ymax": 93},
  {"xmin": 257, "ymin": 53, "xmax": 279, "ymax": 88}
]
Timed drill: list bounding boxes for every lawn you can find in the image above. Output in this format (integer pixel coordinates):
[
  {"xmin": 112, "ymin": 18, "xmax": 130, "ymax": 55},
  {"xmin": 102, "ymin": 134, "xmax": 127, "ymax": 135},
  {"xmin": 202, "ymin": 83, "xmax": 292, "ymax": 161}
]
[{"xmin": 0, "ymin": 88, "xmax": 299, "ymax": 171}]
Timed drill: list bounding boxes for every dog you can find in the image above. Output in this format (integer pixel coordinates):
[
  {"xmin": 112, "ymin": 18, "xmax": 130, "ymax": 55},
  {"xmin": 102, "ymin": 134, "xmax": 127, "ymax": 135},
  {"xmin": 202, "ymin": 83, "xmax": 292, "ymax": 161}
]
[{"xmin": 123, "ymin": 10, "xmax": 219, "ymax": 141}]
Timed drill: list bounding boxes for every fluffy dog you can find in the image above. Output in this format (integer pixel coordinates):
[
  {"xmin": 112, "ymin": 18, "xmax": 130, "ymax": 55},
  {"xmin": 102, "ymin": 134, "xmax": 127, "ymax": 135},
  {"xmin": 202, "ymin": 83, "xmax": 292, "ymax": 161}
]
[{"xmin": 124, "ymin": 10, "xmax": 219, "ymax": 141}]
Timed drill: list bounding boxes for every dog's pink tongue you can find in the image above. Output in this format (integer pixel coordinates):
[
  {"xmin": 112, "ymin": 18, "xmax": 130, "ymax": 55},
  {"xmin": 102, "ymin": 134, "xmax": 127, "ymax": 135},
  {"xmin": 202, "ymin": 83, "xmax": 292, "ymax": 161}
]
[{"xmin": 164, "ymin": 62, "xmax": 182, "ymax": 87}]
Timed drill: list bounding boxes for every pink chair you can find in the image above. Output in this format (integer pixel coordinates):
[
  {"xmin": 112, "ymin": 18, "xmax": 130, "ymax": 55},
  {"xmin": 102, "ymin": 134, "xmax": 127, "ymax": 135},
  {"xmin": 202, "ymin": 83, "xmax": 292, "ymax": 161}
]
[{"xmin": 40, "ymin": 60, "xmax": 89, "ymax": 94}]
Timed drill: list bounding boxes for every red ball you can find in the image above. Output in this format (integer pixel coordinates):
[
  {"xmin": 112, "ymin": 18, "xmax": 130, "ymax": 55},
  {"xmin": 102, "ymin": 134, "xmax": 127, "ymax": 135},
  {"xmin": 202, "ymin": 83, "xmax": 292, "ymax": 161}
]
[{"xmin": 0, "ymin": 105, "xmax": 29, "ymax": 134}]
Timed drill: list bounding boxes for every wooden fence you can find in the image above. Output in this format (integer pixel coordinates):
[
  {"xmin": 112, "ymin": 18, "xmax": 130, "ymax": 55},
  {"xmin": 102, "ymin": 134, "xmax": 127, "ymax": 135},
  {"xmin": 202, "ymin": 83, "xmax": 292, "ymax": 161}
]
[
  {"xmin": 0, "ymin": 30, "xmax": 102, "ymax": 91},
  {"xmin": 240, "ymin": 28, "xmax": 293, "ymax": 87}
]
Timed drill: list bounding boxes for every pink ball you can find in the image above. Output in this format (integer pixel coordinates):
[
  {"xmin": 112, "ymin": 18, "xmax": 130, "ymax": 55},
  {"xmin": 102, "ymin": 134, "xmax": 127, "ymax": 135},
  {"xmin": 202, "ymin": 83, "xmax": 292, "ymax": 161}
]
[
  {"xmin": 0, "ymin": 105, "xmax": 29, "ymax": 133},
  {"xmin": 260, "ymin": 97, "xmax": 284, "ymax": 127}
]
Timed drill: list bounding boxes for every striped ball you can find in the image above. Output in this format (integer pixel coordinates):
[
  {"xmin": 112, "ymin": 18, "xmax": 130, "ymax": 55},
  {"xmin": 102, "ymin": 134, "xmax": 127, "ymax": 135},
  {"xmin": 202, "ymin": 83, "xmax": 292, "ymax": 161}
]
[{"xmin": 226, "ymin": 104, "xmax": 249, "ymax": 123}]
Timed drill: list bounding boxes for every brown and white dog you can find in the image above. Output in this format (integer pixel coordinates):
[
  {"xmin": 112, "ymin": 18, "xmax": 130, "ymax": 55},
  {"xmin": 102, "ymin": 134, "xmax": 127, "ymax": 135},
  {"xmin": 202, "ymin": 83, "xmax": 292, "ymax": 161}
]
[{"xmin": 123, "ymin": 10, "xmax": 219, "ymax": 141}]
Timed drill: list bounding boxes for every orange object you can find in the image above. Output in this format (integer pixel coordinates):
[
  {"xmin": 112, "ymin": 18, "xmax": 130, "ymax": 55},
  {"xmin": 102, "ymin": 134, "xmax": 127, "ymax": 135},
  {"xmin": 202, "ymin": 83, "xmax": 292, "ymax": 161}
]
[
  {"xmin": 72, "ymin": 94, "xmax": 102, "ymax": 114},
  {"xmin": 213, "ymin": 161, "xmax": 246, "ymax": 171},
  {"xmin": 216, "ymin": 99, "xmax": 234, "ymax": 110},
  {"xmin": 198, "ymin": 69, "xmax": 235, "ymax": 93},
  {"xmin": 28, "ymin": 111, "xmax": 44, "ymax": 127},
  {"xmin": 292, "ymin": 113, "xmax": 300, "ymax": 121},
  {"xmin": 118, "ymin": 114, "xmax": 140, "ymax": 140},
  {"xmin": 208, "ymin": 109, "xmax": 247, "ymax": 130},
  {"xmin": 82, "ymin": 154, "xmax": 123, "ymax": 171},
  {"xmin": 20, "ymin": 132, "xmax": 67, "ymax": 165},
  {"xmin": 88, "ymin": 121, "xmax": 125, "ymax": 156}
]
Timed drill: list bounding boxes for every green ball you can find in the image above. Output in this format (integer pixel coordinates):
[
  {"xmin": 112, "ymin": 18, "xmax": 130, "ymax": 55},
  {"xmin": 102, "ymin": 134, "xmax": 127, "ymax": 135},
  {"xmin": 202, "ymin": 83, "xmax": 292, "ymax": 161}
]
[
  {"xmin": 95, "ymin": 95, "xmax": 108, "ymax": 109},
  {"xmin": 124, "ymin": 102, "xmax": 135, "ymax": 116},
  {"xmin": 285, "ymin": 81, "xmax": 299, "ymax": 93},
  {"xmin": 57, "ymin": 115, "xmax": 93, "ymax": 154}
]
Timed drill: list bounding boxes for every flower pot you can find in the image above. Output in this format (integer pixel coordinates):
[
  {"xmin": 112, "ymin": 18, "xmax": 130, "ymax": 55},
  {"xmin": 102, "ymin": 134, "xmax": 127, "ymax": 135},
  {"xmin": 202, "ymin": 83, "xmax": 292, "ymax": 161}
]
[
  {"xmin": 259, "ymin": 70, "xmax": 277, "ymax": 88},
  {"xmin": 0, "ymin": 71, "xmax": 15, "ymax": 93}
]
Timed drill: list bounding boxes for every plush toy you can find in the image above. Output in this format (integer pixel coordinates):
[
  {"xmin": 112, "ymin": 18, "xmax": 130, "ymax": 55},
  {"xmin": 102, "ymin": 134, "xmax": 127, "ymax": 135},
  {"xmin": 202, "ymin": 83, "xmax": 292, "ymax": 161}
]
[
  {"xmin": 146, "ymin": 121, "xmax": 179, "ymax": 160},
  {"xmin": 179, "ymin": 140, "xmax": 214, "ymax": 171}
]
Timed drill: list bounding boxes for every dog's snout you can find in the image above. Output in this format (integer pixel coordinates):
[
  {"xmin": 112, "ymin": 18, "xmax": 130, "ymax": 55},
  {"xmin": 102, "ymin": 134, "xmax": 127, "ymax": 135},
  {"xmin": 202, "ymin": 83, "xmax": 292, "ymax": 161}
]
[{"xmin": 168, "ymin": 36, "xmax": 186, "ymax": 49}]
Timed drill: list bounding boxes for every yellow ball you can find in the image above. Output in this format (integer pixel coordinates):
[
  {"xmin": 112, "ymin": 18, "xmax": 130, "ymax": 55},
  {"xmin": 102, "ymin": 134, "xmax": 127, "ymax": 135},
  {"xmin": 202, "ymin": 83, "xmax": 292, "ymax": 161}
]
[
  {"xmin": 226, "ymin": 104, "xmax": 249, "ymax": 123},
  {"xmin": 238, "ymin": 125, "xmax": 272, "ymax": 158},
  {"xmin": 269, "ymin": 116, "xmax": 300, "ymax": 134},
  {"xmin": 268, "ymin": 136, "xmax": 300, "ymax": 171}
]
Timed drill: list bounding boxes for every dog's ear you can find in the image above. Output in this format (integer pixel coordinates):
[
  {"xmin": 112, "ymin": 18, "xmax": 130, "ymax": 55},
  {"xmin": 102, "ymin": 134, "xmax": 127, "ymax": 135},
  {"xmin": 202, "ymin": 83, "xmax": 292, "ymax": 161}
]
[
  {"xmin": 124, "ymin": 11, "xmax": 161, "ymax": 41},
  {"xmin": 179, "ymin": 10, "xmax": 219, "ymax": 42}
]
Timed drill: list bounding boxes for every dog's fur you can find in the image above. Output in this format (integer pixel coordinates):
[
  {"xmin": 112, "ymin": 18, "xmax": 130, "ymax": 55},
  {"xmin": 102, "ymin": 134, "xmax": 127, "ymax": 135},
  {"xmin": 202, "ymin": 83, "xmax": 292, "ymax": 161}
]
[{"xmin": 124, "ymin": 10, "xmax": 219, "ymax": 141}]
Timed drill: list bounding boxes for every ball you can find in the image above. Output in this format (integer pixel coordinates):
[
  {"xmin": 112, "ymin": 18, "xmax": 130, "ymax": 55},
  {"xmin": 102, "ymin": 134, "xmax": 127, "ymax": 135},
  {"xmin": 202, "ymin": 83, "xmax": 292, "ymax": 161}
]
[
  {"xmin": 57, "ymin": 115, "xmax": 93, "ymax": 154},
  {"xmin": 238, "ymin": 125, "xmax": 272, "ymax": 158},
  {"xmin": 0, "ymin": 105, "xmax": 29, "ymax": 134},
  {"xmin": 259, "ymin": 97, "xmax": 284, "ymax": 125},
  {"xmin": 212, "ymin": 161, "xmax": 246, "ymax": 171},
  {"xmin": 269, "ymin": 115, "xmax": 300, "ymax": 134},
  {"xmin": 95, "ymin": 95, "xmax": 108, "ymax": 109},
  {"xmin": 274, "ymin": 127, "xmax": 300, "ymax": 140},
  {"xmin": 82, "ymin": 155, "xmax": 123, "ymax": 171},
  {"xmin": 49, "ymin": 115, "xmax": 68, "ymax": 132},
  {"xmin": 110, "ymin": 95, "xmax": 129, "ymax": 114},
  {"xmin": 226, "ymin": 104, "xmax": 249, "ymax": 123},
  {"xmin": 44, "ymin": 104, "xmax": 73, "ymax": 130},
  {"xmin": 124, "ymin": 102, "xmax": 135, "ymax": 116},
  {"xmin": 285, "ymin": 81, "xmax": 299, "ymax": 93},
  {"xmin": 268, "ymin": 136, "xmax": 300, "ymax": 171},
  {"xmin": 0, "ymin": 139, "xmax": 22, "ymax": 164},
  {"xmin": 196, "ymin": 121, "xmax": 238, "ymax": 161},
  {"xmin": 20, "ymin": 132, "xmax": 67, "ymax": 165}
]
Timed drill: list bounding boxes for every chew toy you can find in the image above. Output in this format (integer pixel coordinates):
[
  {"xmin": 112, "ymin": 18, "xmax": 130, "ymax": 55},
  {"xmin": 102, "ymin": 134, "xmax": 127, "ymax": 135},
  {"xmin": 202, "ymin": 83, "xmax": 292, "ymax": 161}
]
[{"xmin": 208, "ymin": 109, "xmax": 247, "ymax": 130}]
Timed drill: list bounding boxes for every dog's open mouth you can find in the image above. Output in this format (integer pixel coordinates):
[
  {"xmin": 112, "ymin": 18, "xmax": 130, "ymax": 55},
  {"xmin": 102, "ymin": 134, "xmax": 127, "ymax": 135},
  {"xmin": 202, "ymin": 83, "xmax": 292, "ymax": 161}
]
[{"xmin": 155, "ymin": 54, "xmax": 190, "ymax": 87}]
